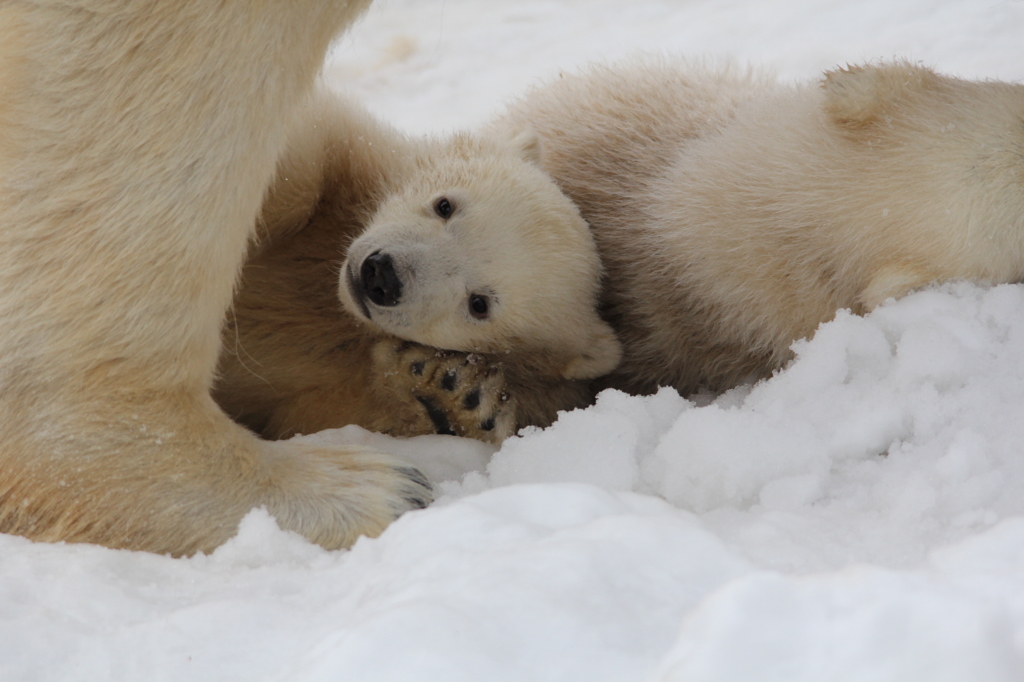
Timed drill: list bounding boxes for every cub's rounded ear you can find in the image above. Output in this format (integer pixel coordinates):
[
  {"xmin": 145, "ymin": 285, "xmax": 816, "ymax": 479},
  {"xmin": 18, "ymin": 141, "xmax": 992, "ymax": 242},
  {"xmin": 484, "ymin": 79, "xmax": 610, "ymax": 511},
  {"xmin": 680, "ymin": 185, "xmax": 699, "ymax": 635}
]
[
  {"xmin": 561, "ymin": 320, "xmax": 622, "ymax": 380},
  {"xmin": 509, "ymin": 126, "xmax": 543, "ymax": 167}
]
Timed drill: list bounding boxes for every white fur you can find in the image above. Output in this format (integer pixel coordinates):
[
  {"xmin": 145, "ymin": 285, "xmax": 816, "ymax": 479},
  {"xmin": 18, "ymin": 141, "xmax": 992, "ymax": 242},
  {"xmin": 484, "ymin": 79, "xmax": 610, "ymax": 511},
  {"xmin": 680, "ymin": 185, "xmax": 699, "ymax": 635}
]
[
  {"xmin": 339, "ymin": 132, "xmax": 622, "ymax": 380},
  {"xmin": 0, "ymin": 0, "xmax": 431, "ymax": 555},
  {"xmin": 488, "ymin": 59, "xmax": 1024, "ymax": 395}
]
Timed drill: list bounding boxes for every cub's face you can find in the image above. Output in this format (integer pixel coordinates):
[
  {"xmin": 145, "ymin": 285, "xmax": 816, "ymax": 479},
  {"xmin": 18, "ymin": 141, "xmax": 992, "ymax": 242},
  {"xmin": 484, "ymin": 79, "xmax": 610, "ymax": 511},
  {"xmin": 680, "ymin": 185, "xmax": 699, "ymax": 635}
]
[{"xmin": 339, "ymin": 131, "xmax": 621, "ymax": 380}]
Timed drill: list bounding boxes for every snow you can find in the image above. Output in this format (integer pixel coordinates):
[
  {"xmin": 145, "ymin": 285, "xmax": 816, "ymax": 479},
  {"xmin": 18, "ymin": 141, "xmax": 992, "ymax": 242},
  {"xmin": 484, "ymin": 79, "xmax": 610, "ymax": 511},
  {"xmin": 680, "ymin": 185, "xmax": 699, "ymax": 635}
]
[{"xmin": 5, "ymin": 1, "xmax": 1024, "ymax": 680}]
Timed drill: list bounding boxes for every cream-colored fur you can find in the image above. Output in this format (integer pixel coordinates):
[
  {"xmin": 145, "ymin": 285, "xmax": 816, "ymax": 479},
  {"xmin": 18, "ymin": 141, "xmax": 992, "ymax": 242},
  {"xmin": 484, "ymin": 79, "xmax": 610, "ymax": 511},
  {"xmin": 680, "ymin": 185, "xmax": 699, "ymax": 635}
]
[
  {"xmin": 338, "ymin": 130, "xmax": 621, "ymax": 381},
  {"xmin": 215, "ymin": 92, "xmax": 606, "ymax": 441},
  {"xmin": 0, "ymin": 0, "xmax": 434, "ymax": 556},
  {"xmin": 488, "ymin": 60, "xmax": 1024, "ymax": 396}
]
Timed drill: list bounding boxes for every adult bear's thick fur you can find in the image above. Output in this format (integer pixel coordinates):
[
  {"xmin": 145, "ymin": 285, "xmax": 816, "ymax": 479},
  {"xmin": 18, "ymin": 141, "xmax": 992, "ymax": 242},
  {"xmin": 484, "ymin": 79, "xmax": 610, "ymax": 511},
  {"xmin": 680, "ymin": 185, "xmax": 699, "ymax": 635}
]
[{"xmin": 0, "ymin": 0, "xmax": 434, "ymax": 555}]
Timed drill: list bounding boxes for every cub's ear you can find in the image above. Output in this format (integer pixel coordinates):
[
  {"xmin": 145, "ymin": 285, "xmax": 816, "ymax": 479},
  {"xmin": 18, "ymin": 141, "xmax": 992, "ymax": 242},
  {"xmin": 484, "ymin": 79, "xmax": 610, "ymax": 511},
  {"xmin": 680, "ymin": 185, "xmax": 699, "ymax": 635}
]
[
  {"xmin": 561, "ymin": 320, "xmax": 622, "ymax": 380},
  {"xmin": 508, "ymin": 126, "xmax": 543, "ymax": 167}
]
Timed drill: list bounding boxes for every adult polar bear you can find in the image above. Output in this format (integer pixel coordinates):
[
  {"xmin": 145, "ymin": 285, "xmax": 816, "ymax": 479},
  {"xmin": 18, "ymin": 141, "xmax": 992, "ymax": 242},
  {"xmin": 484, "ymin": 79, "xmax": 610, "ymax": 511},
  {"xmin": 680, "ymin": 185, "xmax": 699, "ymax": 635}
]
[
  {"xmin": 347, "ymin": 59, "xmax": 1024, "ymax": 401},
  {"xmin": 0, "ymin": 1, "xmax": 435, "ymax": 555}
]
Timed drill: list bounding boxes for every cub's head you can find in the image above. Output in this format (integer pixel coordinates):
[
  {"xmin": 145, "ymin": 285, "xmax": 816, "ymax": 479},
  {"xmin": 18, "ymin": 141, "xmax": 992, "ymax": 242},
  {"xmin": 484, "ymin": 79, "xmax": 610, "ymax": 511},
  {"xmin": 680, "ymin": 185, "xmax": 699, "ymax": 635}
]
[{"xmin": 339, "ymin": 130, "xmax": 620, "ymax": 380}]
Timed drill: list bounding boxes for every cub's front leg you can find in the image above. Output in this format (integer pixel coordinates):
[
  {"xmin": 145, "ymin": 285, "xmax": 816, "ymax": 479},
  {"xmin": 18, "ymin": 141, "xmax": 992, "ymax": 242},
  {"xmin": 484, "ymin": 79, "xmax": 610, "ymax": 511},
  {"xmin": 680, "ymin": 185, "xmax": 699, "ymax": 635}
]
[{"xmin": 370, "ymin": 339, "xmax": 517, "ymax": 444}]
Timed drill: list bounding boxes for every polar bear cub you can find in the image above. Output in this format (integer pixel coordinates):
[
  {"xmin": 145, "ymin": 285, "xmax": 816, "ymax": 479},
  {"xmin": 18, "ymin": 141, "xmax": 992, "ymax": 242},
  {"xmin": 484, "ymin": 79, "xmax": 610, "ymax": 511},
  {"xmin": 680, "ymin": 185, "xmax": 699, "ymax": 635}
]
[
  {"xmin": 216, "ymin": 95, "xmax": 614, "ymax": 442},
  {"xmin": 345, "ymin": 59, "xmax": 1024, "ymax": 403}
]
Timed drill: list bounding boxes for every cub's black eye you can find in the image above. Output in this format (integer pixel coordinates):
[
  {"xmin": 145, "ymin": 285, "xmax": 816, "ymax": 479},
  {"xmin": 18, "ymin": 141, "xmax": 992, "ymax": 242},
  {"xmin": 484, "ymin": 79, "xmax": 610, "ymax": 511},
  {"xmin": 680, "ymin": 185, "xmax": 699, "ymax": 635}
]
[
  {"xmin": 434, "ymin": 197, "xmax": 454, "ymax": 219},
  {"xmin": 469, "ymin": 294, "xmax": 490, "ymax": 320}
]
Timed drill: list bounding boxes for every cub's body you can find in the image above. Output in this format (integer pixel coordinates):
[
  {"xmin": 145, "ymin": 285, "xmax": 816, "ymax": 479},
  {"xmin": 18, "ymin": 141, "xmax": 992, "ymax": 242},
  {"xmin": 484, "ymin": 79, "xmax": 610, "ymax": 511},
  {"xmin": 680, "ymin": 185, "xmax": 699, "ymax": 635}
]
[{"xmin": 494, "ymin": 61, "xmax": 1024, "ymax": 394}]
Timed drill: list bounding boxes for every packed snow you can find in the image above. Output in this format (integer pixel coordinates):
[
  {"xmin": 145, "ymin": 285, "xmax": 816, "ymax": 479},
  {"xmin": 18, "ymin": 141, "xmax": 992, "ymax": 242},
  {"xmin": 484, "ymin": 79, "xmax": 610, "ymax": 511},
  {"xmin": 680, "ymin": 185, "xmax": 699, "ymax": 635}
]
[{"xmin": 4, "ymin": 1, "xmax": 1024, "ymax": 680}]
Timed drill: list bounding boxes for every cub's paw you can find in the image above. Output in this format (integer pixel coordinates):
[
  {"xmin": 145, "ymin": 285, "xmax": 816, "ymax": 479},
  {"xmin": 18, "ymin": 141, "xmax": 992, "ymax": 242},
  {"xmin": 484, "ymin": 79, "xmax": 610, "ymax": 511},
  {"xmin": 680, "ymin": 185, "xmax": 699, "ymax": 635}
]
[{"xmin": 372, "ymin": 339, "xmax": 517, "ymax": 444}]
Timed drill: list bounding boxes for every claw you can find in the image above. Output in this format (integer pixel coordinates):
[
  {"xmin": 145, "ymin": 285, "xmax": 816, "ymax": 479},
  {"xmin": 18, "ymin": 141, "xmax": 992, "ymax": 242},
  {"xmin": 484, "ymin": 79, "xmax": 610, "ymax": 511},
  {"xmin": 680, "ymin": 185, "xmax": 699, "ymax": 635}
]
[{"xmin": 395, "ymin": 466, "xmax": 432, "ymax": 510}]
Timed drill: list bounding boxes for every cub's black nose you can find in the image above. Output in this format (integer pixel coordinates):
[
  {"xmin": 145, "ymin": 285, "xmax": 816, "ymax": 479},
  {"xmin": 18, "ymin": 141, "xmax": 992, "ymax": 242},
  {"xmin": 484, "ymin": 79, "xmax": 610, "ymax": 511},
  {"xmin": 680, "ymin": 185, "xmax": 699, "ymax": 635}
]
[{"xmin": 360, "ymin": 251, "xmax": 402, "ymax": 306}]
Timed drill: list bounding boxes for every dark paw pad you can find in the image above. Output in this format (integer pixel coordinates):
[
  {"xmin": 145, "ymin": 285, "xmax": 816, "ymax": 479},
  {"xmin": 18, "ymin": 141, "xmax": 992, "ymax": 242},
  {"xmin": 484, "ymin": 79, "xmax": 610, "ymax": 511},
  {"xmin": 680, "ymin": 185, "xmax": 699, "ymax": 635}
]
[
  {"xmin": 440, "ymin": 369, "xmax": 458, "ymax": 392},
  {"xmin": 415, "ymin": 396, "xmax": 455, "ymax": 436}
]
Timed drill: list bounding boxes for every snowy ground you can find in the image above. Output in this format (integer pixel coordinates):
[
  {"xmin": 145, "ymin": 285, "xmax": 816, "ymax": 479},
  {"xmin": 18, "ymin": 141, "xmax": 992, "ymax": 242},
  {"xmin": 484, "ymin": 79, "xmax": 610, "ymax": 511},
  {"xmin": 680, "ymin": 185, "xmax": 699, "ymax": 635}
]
[{"xmin": 5, "ymin": 2, "xmax": 1024, "ymax": 680}]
